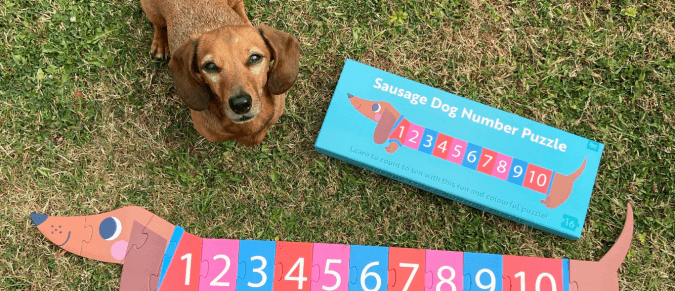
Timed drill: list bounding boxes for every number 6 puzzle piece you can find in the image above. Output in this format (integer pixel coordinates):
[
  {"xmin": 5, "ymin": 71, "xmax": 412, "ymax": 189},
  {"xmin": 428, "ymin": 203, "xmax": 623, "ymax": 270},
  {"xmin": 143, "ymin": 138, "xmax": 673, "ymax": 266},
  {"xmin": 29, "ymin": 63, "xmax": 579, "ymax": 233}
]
[
  {"xmin": 348, "ymin": 245, "xmax": 389, "ymax": 291},
  {"xmin": 200, "ymin": 239, "xmax": 240, "ymax": 290},
  {"xmin": 312, "ymin": 243, "xmax": 350, "ymax": 291},
  {"xmin": 237, "ymin": 240, "xmax": 277, "ymax": 291}
]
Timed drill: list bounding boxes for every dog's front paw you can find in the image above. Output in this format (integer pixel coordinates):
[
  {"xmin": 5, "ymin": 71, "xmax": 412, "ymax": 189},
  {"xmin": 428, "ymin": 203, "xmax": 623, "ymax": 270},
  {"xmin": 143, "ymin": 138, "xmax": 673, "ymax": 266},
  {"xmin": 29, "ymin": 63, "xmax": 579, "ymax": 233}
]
[
  {"xmin": 385, "ymin": 143, "xmax": 399, "ymax": 153},
  {"xmin": 150, "ymin": 28, "xmax": 170, "ymax": 60}
]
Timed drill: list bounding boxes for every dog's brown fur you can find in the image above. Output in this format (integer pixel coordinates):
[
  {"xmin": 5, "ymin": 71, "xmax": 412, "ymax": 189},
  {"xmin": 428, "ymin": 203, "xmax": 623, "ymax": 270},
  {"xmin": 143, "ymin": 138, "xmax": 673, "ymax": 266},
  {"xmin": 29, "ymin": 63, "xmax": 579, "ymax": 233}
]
[{"xmin": 140, "ymin": 0, "xmax": 300, "ymax": 145}]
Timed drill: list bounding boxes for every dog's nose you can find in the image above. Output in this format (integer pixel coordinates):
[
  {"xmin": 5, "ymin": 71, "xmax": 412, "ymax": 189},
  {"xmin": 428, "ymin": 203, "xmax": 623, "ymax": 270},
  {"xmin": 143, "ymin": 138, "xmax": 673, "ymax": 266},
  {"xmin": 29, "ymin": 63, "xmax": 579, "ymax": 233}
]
[
  {"xmin": 31, "ymin": 213, "xmax": 48, "ymax": 226},
  {"xmin": 228, "ymin": 93, "xmax": 252, "ymax": 114},
  {"xmin": 348, "ymin": 93, "xmax": 354, "ymax": 98}
]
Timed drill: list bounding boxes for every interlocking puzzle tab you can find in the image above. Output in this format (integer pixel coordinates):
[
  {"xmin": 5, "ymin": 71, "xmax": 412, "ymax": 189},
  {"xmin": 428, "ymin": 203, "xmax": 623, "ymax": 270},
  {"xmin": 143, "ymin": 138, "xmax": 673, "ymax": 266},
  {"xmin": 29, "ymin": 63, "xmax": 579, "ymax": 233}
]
[
  {"xmin": 314, "ymin": 59, "xmax": 605, "ymax": 239},
  {"xmin": 31, "ymin": 204, "xmax": 633, "ymax": 291}
]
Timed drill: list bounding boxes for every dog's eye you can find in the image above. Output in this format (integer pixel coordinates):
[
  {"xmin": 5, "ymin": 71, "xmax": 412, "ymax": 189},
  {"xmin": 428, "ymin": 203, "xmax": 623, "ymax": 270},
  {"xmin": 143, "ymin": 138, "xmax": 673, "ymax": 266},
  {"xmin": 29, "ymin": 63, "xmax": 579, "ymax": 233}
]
[
  {"xmin": 203, "ymin": 62, "xmax": 218, "ymax": 71},
  {"xmin": 372, "ymin": 103, "xmax": 381, "ymax": 113},
  {"xmin": 248, "ymin": 54, "xmax": 262, "ymax": 65},
  {"xmin": 99, "ymin": 217, "xmax": 122, "ymax": 241}
]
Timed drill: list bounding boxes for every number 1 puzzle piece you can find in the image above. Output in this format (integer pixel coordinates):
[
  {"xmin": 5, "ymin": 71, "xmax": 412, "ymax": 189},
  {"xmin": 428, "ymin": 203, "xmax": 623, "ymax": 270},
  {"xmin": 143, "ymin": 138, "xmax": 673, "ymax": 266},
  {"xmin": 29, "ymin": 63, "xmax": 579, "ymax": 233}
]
[
  {"xmin": 157, "ymin": 231, "xmax": 202, "ymax": 291},
  {"xmin": 388, "ymin": 247, "xmax": 425, "ymax": 291},
  {"xmin": 425, "ymin": 250, "xmax": 462, "ymax": 291},
  {"xmin": 312, "ymin": 243, "xmax": 350, "ymax": 291},
  {"xmin": 274, "ymin": 241, "xmax": 314, "ymax": 291},
  {"xmin": 349, "ymin": 245, "xmax": 389, "ymax": 291},
  {"xmin": 238, "ymin": 240, "xmax": 277, "ymax": 291},
  {"xmin": 200, "ymin": 239, "xmax": 240, "ymax": 290}
]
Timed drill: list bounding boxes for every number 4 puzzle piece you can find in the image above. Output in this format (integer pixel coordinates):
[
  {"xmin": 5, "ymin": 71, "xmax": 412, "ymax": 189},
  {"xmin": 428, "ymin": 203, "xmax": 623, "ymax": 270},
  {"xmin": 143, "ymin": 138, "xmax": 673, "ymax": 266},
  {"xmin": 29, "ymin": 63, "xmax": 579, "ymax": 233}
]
[{"xmin": 274, "ymin": 241, "xmax": 313, "ymax": 291}]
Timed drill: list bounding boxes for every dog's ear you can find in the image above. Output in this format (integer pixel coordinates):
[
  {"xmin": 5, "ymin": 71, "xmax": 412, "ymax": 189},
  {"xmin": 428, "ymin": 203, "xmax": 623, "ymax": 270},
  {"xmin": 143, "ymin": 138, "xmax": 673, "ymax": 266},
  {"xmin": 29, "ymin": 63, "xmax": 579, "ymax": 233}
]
[
  {"xmin": 168, "ymin": 35, "xmax": 211, "ymax": 111},
  {"xmin": 373, "ymin": 108, "xmax": 397, "ymax": 144},
  {"xmin": 257, "ymin": 24, "xmax": 300, "ymax": 95}
]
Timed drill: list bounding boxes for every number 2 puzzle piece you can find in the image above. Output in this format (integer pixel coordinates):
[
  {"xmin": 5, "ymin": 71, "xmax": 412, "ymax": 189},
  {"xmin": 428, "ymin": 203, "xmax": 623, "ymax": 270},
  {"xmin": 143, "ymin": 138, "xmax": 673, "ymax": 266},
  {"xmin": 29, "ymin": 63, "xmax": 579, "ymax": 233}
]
[
  {"xmin": 237, "ymin": 240, "xmax": 277, "ymax": 291},
  {"xmin": 403, "ymin": 123, "xmax": 425, "ymax": 150},
  {"xmin": 156, "ymin": 231, "xmax": 202, "ymax": 291},
  {"xmin": 388, "ymin": 247, "xmax": 425, "ymax": 291},
  {"xmin": 312, "ymin": 243, "xmax": 350, "ymax": 291},
  {"xmin": 503, "ymin": 255, "xmax": 563, "ymax": 291},
  {"xmin": 349, "ymin": 245, "xmax": 389, "ymax": 291},
  {"xmin": 200, "ymin": 239, "xmax": 240, "ymax": 290},
  {"xmin": 463, "ymin": 252, "xmax": 502, "ymax": 291},
  {"xmin": 425, "ymin": 250, "xmax": 462, "ymax": 291},
  {"xmin": 274, "ymin": 241, "xmax": 314, "ymax": 291}
]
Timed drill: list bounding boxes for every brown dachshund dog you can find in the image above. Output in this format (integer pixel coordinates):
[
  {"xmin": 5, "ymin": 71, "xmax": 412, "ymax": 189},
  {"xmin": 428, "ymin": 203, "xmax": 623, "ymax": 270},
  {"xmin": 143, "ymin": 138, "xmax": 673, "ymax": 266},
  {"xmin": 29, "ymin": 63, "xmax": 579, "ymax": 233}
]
[{"xmin": 140, "ymin": 0, "xmax": 300, "ymax": 145}]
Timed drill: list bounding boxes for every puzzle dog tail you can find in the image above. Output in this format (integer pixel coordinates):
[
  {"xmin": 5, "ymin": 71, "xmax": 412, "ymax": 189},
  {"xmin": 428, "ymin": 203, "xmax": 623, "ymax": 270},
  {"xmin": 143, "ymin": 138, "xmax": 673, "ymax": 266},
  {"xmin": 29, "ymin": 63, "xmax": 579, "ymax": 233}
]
[
  {"xmin": 541, "ymin": 157, "xmax": 587, "ymax": 209},
  {"xmin": 569, "ymin": 203, "xmax": 634, "ymax": 291},
  {"xmin": 31, "ymin": 206, "xmax": 172, "ymax": 264}
]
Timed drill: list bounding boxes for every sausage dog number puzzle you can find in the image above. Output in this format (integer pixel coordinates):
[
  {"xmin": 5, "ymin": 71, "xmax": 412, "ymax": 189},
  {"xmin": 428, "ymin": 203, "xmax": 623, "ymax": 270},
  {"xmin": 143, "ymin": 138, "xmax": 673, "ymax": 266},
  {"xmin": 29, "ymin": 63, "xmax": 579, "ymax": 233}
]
[
  {"xmin": 315, "ymin": 59, "xmax": 605, "ymax": 239},
  {"xmin": 31, "ymin": 204, "xmax": 633, "ymax": 291}
]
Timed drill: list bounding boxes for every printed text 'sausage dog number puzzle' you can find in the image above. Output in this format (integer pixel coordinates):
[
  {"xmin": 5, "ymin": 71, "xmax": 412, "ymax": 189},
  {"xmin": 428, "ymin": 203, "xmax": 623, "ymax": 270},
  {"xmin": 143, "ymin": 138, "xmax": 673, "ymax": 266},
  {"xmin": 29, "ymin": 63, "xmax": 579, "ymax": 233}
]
[{"xmin": 315, "ymin": 59, "xmax": 605, "ymax": 239}]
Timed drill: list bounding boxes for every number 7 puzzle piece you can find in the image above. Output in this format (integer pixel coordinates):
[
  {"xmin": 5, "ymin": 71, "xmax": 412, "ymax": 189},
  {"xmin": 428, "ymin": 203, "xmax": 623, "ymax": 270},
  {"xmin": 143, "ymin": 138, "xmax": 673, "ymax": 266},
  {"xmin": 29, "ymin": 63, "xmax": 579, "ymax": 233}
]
[
  {"xmin": 388, "ymin": 247, "xmax": 425, "ymax": 291},
  {"xmin": 237, "ymin": 240, "xmax": 277, "ymax": 291}
]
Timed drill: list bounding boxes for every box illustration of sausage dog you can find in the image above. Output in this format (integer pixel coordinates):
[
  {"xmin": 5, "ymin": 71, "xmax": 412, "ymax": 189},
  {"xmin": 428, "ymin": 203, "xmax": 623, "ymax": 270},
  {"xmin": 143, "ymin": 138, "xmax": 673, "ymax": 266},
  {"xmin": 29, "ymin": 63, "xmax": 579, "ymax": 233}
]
[{"xmin": 315, "ymin": 59, "xmax": 604, "ymax": 239}]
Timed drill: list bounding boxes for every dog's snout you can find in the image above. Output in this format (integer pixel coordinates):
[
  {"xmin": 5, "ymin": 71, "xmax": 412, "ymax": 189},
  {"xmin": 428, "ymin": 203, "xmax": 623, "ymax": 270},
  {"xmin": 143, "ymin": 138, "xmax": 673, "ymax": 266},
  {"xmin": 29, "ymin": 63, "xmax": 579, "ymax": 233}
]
[{"xmin": 228, "ymin": 93, "xmax": 252, "ymax": 114}]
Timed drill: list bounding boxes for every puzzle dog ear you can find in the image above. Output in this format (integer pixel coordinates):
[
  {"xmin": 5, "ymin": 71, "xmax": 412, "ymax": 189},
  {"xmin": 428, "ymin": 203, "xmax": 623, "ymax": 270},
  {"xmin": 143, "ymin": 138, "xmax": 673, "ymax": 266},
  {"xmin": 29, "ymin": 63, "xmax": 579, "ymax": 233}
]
[
  {"xmin": 169, "ymin": 35, "xmax": 211, "ymax": 111},
  {"xmin": 257, "ymin": 24, "xmax": 300, "ymax": 95}
]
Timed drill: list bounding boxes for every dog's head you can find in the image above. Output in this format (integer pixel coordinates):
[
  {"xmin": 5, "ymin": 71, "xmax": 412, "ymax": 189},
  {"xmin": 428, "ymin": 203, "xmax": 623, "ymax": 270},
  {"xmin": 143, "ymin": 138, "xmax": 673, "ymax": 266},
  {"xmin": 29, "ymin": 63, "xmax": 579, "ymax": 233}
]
[{"xmin": 169, "ymin": 24, "xmax": 300, "ymax": 137}]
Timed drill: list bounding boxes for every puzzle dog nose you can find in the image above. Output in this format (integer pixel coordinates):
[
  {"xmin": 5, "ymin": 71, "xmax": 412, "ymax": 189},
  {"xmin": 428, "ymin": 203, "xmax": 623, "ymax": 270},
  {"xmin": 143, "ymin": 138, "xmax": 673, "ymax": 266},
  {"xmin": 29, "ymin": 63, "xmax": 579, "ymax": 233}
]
[
  {"xmin": 229, "ymin": 93, "xmax": 252, "ymax": 114},
  {"xmin": 31, "ymin": 213, "xmax": 48, "ymax": 226}
]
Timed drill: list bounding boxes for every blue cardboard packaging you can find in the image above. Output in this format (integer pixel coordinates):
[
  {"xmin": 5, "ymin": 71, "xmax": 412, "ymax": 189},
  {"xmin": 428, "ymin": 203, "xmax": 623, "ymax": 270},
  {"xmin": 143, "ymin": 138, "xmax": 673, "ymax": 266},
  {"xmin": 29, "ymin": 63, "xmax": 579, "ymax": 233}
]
[{"xmin": 315, "ymin": 59, "xmax": 604, "ymax": 239}]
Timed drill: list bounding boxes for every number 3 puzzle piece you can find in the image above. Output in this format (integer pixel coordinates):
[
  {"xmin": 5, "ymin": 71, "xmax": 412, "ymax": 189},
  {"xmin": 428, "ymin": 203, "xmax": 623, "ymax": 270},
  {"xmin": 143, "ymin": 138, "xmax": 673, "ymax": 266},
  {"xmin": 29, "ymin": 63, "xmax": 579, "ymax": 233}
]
[{"xmin": 237, "ymin": 240, "xmax": 277, "ymax": 291}]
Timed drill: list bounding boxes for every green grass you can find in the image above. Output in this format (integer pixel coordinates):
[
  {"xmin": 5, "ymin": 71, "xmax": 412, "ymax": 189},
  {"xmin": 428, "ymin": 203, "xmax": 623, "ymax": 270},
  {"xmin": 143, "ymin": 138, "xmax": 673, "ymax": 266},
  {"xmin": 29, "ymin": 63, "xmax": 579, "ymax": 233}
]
[{"xmin": 1, "ymin": 0, "xmax": 674, "ymax": 289}]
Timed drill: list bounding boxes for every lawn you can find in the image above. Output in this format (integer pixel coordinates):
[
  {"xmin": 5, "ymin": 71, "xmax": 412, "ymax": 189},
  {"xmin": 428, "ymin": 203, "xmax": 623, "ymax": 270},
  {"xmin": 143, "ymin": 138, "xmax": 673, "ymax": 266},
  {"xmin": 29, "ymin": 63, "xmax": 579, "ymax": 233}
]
[{"xmin": 1, "ymin": 0, "xmax": 673, "ymax": 289}]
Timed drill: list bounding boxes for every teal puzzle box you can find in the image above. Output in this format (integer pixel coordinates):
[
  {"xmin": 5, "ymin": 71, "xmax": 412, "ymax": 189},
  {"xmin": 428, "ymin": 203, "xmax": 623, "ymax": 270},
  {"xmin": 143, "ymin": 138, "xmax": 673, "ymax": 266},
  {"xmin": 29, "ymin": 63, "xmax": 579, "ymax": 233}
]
[{"xmin": 315, "ymin": 59, "xmax": 605, "ymax": 239}]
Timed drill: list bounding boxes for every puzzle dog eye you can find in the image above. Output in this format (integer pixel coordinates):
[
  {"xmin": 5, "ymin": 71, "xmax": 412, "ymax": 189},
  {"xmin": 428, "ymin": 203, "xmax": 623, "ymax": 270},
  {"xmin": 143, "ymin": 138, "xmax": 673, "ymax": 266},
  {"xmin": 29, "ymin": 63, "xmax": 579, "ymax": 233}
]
[{"xmin": 99, "ymin": 217, "xmax": 122, "ymax": 241}]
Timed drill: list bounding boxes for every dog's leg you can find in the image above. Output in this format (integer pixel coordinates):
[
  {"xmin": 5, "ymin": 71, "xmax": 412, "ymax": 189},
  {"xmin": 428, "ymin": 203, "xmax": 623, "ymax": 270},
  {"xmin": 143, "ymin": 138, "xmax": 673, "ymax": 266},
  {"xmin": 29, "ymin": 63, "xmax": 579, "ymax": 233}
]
[
  {"xmin": 228, "ymin": 0, "xmax": 252, "ymax": 26},
  {"xmin": 140, "ymin": 0, "xmax": 171, "ymax": 59}
]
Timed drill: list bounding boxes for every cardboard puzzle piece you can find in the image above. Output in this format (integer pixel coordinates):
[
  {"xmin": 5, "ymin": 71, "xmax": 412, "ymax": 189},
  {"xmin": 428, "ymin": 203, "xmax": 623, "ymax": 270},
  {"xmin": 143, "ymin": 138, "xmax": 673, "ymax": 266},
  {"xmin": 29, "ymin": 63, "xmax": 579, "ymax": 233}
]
[
  {"xmin": 463, "ymin": 252, "xmax": 502, "ymax": 291},
  {"xmin": 348, "ymin": 245, "xmax": 388, "ymax": 291},
  {"xmin": 462, "ymin": 274, "xmax": 471, "ymax": 291},
  {"xmin": 31, "ymin": 213, "xmax": 92, "ymax": 258},
  {"xmin": 503, "ymin": 276, "xmax": 512, "ymax": 291},
  {"xmin": 388, "ymin": 247, "xmax": 425, "ymax": 291},
  {"xmin": 503, "ymin": 255, "xmax": 563, "ymax": 291},
  {"xmin": 237, "ymin": 239, "xmax": 276, "ymax": 291},
  {"xmin": 312, "ymin": 243, "xmax": 350, "ymax": 291},
  {"xmin": 424, "ymin": 270, "xmax": 432, "ymax": 289},
  {"xmin": 425, "ymin": 249, "xmax": 463, "ymax": 291},
  {"xmin": 201, "ymin": 259, "xmax": 210, "ymax": 280},
  {"xmin": 156, "ymin": 231, "xmax": 202, "ymax": 291},
  {"xmin": 157, "ymin": 226, "xmax": 185, "ymax": 289},
  {"xmin": 82, "ymin": 206, "xmax": 156, "ymax": 264},
  {"xmin": 119, "ymin": 217, "xmax": 168, "ymax": 291},
  {"xmin": 200, "ymin": 239, "xmax": 240, "ymax": 290},
  {"xmin": 274, "ymin": 241, "xmax": 313, "ymax": 291}
]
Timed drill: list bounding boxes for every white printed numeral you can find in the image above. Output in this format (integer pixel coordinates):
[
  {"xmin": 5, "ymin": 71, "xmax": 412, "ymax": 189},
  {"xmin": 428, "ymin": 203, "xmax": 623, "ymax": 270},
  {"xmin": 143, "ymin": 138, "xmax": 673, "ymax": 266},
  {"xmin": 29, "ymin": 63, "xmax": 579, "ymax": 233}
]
[
  {"xmin": 399, "ymin": 263, "xmax": 419, "ymax": 291},
  {"xmin": 248, "ymin": 256, "xmax": 267, "ymax": 288},
  {"xmin": 437, "ymin": 141, "xmax": 448, "ymax": 153},
  {"xmin": 285, "ymin": 257, "xmax": 308, "ymax": 289},
  {"xmin": 467, "ymin": 151, "xmax": 478, "ymax": 163},
  {"xmin": 436, "ymin": 266, "xmax": 457, "ymax": 291},
  {"xmin": 482, "ymin": 154, "xmax": 493, "ymax": 167},
  {"xmin": 452, "ymin": 145, "xmax": 463, "ymax": 157},
  {"xmin": 181, "ymin": 253, "xmax": 192, "ymax": 286},
  {"xmin": 475, "ymin": 269, "xmax": 495, "ymax": 291},
  {"xmin": 322, "ymin": 259, "xmax": 342, "ymax": 291},
  {"xmin": 210, "ymin": 254, "xmax": 232, "ymax": 286},
  {"xmin": 515, "ymin": 271, "xmax": 557, "ymax": 291},
  {"xmin": 361, "ymin": 262, "xmax": 382, "ymax": 291},
  {"xmin": 528, "ymin": 172, "xmax": 548, "ymax": 186},
  {"xmin": 408, "ymin": 130, "xmax": 419, "ymax": 143}
]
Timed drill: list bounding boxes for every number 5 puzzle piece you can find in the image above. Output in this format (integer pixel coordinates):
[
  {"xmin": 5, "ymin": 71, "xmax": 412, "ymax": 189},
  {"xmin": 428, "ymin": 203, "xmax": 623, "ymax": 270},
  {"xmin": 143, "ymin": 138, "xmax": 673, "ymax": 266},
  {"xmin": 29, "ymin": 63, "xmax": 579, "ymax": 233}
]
[
  {"xmin": 312, "ymin": 243, "xmax": 350, "ymax": 291},
  {"xmin": 237, "ymin": 240, "xmax": 277, "ymax": 291},
  {"xmin": 348, "ymin": 245, "xmax": 389, "ymax": 291},
  {"xmin": 388, "ymin": 247, "xmax": 425, "ymax": 291},
  {"xmin": 274, "ymin": 241, "xmax": 314, "ymax": 291},
  {"xmin": 200, "ymin": 239, "xmax": 240, "ymax": 290},
  {"xmin": 156, "ymin": 231, "xmax": 202, "ymax": 291}
]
